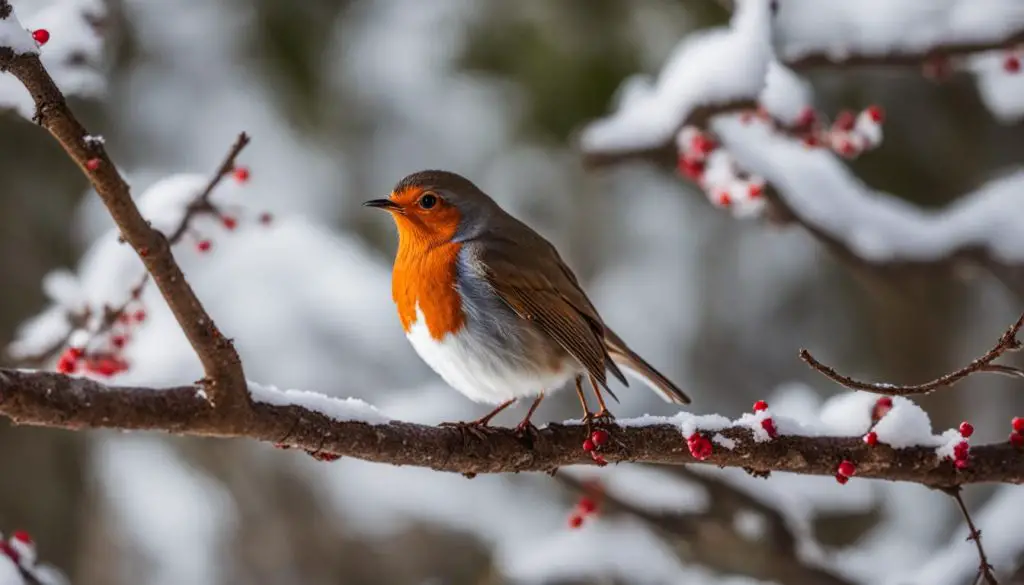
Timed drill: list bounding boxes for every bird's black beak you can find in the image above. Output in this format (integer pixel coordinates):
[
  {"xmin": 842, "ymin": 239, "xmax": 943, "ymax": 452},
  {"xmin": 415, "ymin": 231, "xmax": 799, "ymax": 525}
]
[{"xmin": 363, "ymin": 199, "xmax": 402, "ymax": 213}]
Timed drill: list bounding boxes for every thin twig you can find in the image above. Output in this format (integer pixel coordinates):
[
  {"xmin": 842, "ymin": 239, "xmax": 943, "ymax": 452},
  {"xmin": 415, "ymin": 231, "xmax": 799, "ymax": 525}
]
[
  {"xmin": 945, "ymin": 487, "xmax": 999, "ymax": 585},
  {"xmin": 166, "ymin": 133, "xmax": 250, "ymax": 244},
  {"xmin": 800, "ymin": 312, "xmax": 1024, "ymax": 396},
  {"xmin": 8, "ymin": 136, "xmax": 250, "ymax": 367}
]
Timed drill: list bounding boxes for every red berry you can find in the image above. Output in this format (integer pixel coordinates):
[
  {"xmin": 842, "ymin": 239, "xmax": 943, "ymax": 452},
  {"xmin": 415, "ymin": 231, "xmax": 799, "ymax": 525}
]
[
  {"xmin": 582, "ymin": 439, "xmax": 595, "ymax": 452},
  {"xmin": 687, "ymin": 434, "xmax": 713, "ymax": 460},
  {"xmin": 835, "ymin": 473, "xmax": 849, "ymax": 485},
  {"xmin": 873, "ymin": 397, "xmax": 893, "ymax": 420},
  {"xmin": 865, "ymin": 105, "xmax": 884, "ymax": 123},
  {"xmin": 837, "ymin": 139, "xmax": 858, "ymax": 158},
  {"xmin": 677, "ymin": 156, "xmax": 705, "ymax": 181},
  {"xmin": 717, "ymin": 192, "xmax": 732, "ymax": 207},
  {"xmin": 31, "ymin": 29, "xmax": 50, "ymax": 45},
  {"xmin": 56, "ymin": 356, "xmax": 76, "ymax": 374},
  {"xmin": 837, "ymin": 460, "xmax": 856, "ymax": 477},
  {"xmin": 1012, "ymin": 417, "xmax": 1024, "ymax": 433},
  {"xmin": 591, "ymin": 429, "xmax": 609, "ymax": 447},
  {"xmin": 578, "ymin": 497, "xmax": 598, "ymax": 515},
  {"xmin": 568, "ymin": 514, "xmax": 584, "ymax": 529},
  {"xmin": 591, "ymin": 454, "xmax": 608, "ymax": 467},
  {"xmin": 690, "ymin": 133, "xmax": 716, "ymax": 157},
  {"xmin": 196, "ymin": 240, "xmax": 212, "ymax": 253},
  {"xmin": 307, "ymin": 452, "xmax": 344, "ymax": 463},
  {"xmin": 133, "ymin": 309, "xmax": 146, "ymax": 322},
  {"xmin": 748, "ymin": 183, "xmax": 763, "ymax": 199},
  {"xmin": 222, "ymin": 216, "xmax": 238, "ymax": 230},
  {"xmin": 233, "ymin": 166, "xmax": 250, "ymax": 183},
  {"xmin": 863, "ymin": 431, "xmax": 878, "ymax": 446},
  {"xmin": 753, "ymin": 400, "xmax": 768, "ymax": 412},
  {"xmin": 85, "ymin": 158, "xmax": 101, "ymax": 171},
  {"xmin": 259, "ymin": 212, "xmax": 273, "ymax": 225},
  {"xmin": 111, "ymin": 335, "xmax": 127, "ymax": 349},
  {"xmin": 955, "ymin": 458, "xmax": 970, "ymax": 470},
  {"xmin": 0, "ymin": 541, "xmax": 19, "ymax": 563},
  {"xmin": 139, "ymin": 247, "xmax": 149, "ymax": 257},
  {"xmin": 1004, "ymin": 55, "xmax": 1021, "ymax": 74},
  {"xmin": 11, "ymin": 531, "xmax": 32, "ymax": 545},
  {"xmin": 953, "ymin": 441, "xmax": 970, "ymax": 458},
  {"xmin": 958, "ymin": 422, "xmax": 974, "ymax": 438},
  {"xmin": 1010, "ymin": 432, "xmax": 1024, "ymax": 448},
  {"xmin": 795, "ymin": 106, "xmax": 816, "ymax": 128},
  {"xmin": 803, "ymin": 135, "xmax": 820, "ymax": 148},
  {"xmin": 68, "ymin": 347, "xmax": 84, "ymax": 359},
  {"xmin": 834, "ymin": 110, "xmax": 856, "ymax": 132},
  {"xmin": 761, "ymin": 418, "xmax": 778, "ymax": 439}
]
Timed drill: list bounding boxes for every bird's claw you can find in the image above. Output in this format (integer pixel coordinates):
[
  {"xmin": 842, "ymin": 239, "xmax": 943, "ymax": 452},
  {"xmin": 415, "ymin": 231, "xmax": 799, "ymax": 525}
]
[
  {"xmin": 439, "ymin": 420, "xmax": 497, "ymax": 442},
  {"xmin": 513, "ymin": 420, "xmax": 540, "ymax": 440}
]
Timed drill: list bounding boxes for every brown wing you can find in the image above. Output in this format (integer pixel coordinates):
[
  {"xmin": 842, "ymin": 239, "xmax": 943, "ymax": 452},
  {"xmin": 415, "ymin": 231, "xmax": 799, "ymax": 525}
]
[{"xmin": 474, "ymin": 237, "xmax": 627, "ymax": 390}]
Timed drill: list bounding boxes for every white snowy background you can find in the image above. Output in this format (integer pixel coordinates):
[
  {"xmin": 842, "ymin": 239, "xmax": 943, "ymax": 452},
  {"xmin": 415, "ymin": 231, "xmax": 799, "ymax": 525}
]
[{"xmin": 2, "ymin": 0, "xmax": 1024, "ymax": 584}]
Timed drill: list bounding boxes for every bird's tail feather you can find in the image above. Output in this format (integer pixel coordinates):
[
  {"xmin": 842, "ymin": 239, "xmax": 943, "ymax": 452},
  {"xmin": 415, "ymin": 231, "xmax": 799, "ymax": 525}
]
[{"xmin": 604, "ymin": 329, "xmax": 691, "ymax": 405}]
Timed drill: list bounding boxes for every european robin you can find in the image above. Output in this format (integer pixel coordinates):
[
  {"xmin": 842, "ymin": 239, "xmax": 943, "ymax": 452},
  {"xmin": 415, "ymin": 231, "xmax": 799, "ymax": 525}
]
[{"xmin": 365, "ymin": 170, "xmax": 690, "ymax": 433}]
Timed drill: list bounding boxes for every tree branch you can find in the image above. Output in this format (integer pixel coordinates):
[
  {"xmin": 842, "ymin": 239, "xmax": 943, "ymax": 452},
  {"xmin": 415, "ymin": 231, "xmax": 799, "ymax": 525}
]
[
  {"xmin": 800, "ymin": 312, "xmax": 1024, "ymax": 396},
  {"xmin": 0, "ymin": 1, "xmax": 249, "ymax": 418},
  {"xmin": 1, "ymin": 368, "xmax": 1023, "ymax": 485},
  {"xmin": 558, "ymin": 469, "xmax": 856, "ymax": 585},
  {"xmin": 945, "ymin": 487, "xmax": 999, "ymax": 585}
]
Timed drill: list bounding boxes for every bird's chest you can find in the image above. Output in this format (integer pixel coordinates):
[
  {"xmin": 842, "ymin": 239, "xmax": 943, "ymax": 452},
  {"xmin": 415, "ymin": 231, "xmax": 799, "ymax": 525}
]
[{"xmin": 392, "ymin": 242, "xmax": 466, "ymax": 341}]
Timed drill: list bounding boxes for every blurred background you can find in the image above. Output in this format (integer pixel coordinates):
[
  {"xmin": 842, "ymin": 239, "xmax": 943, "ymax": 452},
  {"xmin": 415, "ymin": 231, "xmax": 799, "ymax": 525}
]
[{"xmin": 1, "ymin": 0, "xmax": 1023, "ymax": 584}]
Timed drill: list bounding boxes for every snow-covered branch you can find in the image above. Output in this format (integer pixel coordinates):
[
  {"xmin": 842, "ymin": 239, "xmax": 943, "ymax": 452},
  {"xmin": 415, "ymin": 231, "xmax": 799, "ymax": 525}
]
[{"xmin": 0, "ymin": 367, "xmax": 1022, "ymax": 485}]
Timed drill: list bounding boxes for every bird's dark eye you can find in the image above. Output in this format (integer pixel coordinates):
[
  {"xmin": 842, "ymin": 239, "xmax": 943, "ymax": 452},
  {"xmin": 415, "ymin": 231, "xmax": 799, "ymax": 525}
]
[{"xmin": 418, "ymin": 193, "xmax": 438, "ymax": 209}]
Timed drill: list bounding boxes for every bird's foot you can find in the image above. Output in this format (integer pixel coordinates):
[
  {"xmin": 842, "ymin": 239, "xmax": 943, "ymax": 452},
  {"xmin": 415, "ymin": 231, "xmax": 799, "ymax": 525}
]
[
  {"xmin": 513, "ymin": 419, "xmax": 540, "ymax": 440},
  {"xmin": 585, "ymin": 408, "xmax": 616, "ymax": 426},
  {"xmin": 439, "ymin": 419, "xmax": 499, "ymax": 442}
]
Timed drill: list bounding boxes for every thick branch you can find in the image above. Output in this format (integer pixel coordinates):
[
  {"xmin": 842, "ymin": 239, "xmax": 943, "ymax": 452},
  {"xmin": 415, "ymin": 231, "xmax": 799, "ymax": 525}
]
[
  {"xmin": 1, "ymin": 369, "xmax": 1023, "ymax": 485},
  {"xmin": 0, "ymin": 8, "xmax": 248, "ymax": 416}
]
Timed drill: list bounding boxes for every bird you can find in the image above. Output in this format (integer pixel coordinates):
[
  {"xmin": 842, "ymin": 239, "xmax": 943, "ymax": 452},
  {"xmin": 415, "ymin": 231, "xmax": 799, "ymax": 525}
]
[{"xmin": 365, "ymin": 170, "xmax": 690, "ymax": 434}]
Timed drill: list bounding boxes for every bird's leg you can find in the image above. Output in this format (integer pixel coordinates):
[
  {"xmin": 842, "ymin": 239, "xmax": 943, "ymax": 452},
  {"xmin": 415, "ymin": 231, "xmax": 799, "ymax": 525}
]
[
  {"xmin": 575, "ymin": 376, "xmax": 596, "ymax": 433},
  {"xmin": 589, "ymin": 374, "xmax": 617, "ymax": 423},
  {"xmin": 514, "ymin": 393, "xmax": 545, "ymax": 437},
  {"xmin": 440, "ymin": 398, "xmax": 515, "ymax": 440}
]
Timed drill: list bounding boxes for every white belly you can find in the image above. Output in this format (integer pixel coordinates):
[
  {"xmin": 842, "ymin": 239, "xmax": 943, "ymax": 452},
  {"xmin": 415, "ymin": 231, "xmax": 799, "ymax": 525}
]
[{"xmin": 405, "ymin": 307, "xmax": 577, "ymax": 404}]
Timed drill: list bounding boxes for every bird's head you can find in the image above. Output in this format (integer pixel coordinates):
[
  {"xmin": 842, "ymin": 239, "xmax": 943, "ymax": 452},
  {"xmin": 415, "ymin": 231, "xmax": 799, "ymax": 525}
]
[{"xmin": 364, "ymin": 170, "xmax": 498, "ymax": 246}]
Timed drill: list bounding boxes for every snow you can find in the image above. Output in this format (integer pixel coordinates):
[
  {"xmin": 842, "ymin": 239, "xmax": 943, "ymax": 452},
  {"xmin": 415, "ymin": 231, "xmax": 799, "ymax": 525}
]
[
  {"xmin": 579, "ymin": 0, "xmax": 774, "ymax": 155},
  {"xmin": 967, "ymin": 51, "xmax": 1024, "ymax": 123},
  {"xmin": 771, "ymin": 1, "xmax": 1024, "ymax": 65},
  {"xmin": 248, "ymin": 381, "xmax": 390, "ymax": 425},
  {"xmin": 758, "ymin": 60, "xmax": 813, "ymax": 123},
  {"xmin": 0, "ymin": 7, "xmax": 39, "ymax": 55},
  {"xmin": 0, "ymin": 0, "xmax": 106, "ymax": 118},
  {"xmin": 714, "ymin": 117, "xmax": 1024, "ymax": 262}
]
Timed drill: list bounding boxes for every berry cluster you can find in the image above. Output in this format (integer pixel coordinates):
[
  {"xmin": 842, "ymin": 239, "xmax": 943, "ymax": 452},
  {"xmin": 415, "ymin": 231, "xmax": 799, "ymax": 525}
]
[
  {"xmin": 1004, "ymin": 50, "xmax": 1021, "ymax": 74},
  {"xmin": 55, "ymin": 302, "xmax": 147, "ymax": 377},
  {"xmin": 0, "ymin": 529, "xmax": 57, "ymax": 584},
  {"xmin": 755, "ymin": 104, "xmax": 885, "ymax": 159},
  {"xmin": 51, "ymin": 159, "xmax": 270, "ymax": 379},
  {"xmin": 753, "ymin": 400, "xmax": 778, "ymax": 439},
  {"xmin": 943, "ymin": 421, "xmax": 974, "ymax": 470},
  {"xmin": 582, "ymin": 429, "xmax": 610, "ymax": 466},
  {"xmin": 675, "ymin": 104, "xmax": 885, "ymax": 216},
  {"xmin": 861, "ymin": 396, "xmax": 893, "ymax": 446},
  {"xmin": 567, "ymin": 481, "xmax": 604, "ymax": 529},
  {"xmin": 1010, "ymin": 417, "xmax": 1024, "ymax": 448},
  {"xmin": 676, "ymin": 126, "xmax": 766, "ymax": 214}
]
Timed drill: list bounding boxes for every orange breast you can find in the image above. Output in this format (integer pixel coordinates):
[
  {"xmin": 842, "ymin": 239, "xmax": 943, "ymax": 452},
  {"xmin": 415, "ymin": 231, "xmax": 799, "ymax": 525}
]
[{"xmin": 392, "ymin": 241, "xmax": 466, "ymax": 340}]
